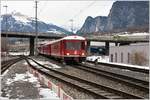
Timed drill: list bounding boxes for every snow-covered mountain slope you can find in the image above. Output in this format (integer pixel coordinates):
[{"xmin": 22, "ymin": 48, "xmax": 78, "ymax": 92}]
[
  {"xmin": 1, "ymin": 12, "xmax": 72, "ymax": 34},
  {"xmin": 12, "ymin": 12, "xmax": 33, "ymax": 23}
]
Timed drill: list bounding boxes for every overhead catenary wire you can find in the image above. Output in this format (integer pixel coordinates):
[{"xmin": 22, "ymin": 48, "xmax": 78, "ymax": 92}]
[
  {"xmin": 66, "ymin": 1, "xmax": 114, "ymax": 32},
  {"xmin": 67, "ymin": 1, "xmax": 97, "ymax": 33},
  {"xmin": 71, "ymin": 1, "xmax": 97, "ymax": 19},
  {"xmin": 38, "ymin": 0, "xmax": 48, "ymax": 17},
  {"xmin": 33, "ymin": 1, "xmax": 105, "ymax": 32}
]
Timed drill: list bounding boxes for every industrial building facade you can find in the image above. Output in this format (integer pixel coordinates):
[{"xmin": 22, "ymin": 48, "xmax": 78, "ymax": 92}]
[{"xmin": 109, "ymin": 43, "xmax": 149, "ymax": 66}]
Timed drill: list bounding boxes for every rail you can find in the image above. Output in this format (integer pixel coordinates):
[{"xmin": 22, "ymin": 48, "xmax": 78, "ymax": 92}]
[
  {"xmin": 75, "ymin": 63, "xmax": 149, "ymax": 93},
  {"xmin": 1, "ymin": 56, "xmax": 25, "ymax": 74},
  {"xmin": 26, "ymin": 57, "xmax": 144, "ymax": 99},
  {"xmin": 88, "ymin": 61, "xmax": 149, "ymax": 74}
]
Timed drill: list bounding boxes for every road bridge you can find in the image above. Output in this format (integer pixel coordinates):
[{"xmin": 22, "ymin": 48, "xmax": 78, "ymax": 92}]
[
  {"xmin": 1, "ymin": 31, "xmax": 65, "ymax": 39},
  {"xmin": 86, "ymin": 35, "xmax": 149, "ymax": 55},
  {"xmin": 1, "ymin": 32, "xmax": 149, "ymax": 56},
  {"xmin": 1, "ymin": 32, "xmax": 65, "ymax": 55}
]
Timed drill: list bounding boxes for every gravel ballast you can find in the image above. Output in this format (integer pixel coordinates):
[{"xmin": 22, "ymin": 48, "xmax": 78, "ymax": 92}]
[{"xmin": 32, "ymin": 55, "xmax": 148, "ymax": 99}]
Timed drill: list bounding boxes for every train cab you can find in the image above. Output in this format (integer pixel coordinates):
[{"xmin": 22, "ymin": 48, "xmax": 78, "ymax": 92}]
[{"xmin": 62, "ymin": 36, "xmax": 86, "ymax": 62}]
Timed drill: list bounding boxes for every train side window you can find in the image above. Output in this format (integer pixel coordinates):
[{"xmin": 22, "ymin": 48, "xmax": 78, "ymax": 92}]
[{"xmin": 111, "ymin": 54, "xmax": 113, "ymax": 62}]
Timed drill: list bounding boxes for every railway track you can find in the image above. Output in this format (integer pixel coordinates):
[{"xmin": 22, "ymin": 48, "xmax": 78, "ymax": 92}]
[
  {"xmin": 26, "ymin": 57, "xmax": 144, "ymax": 99},
  {"xmin": 73, "ymin": 63, "xmax": 149, "ymax": 93},
  {"xmin": 1, "ymin": 56, "xmax": 25, "ymax": 74},
  {"xmin": 36, "ymin": 56, "xmax": 149, "ymax": 92}
]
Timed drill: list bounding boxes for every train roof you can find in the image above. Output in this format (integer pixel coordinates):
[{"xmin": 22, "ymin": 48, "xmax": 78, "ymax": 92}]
[
  {"xmin": 62, "ymin": 35, "xmax": 86, "ymax": 40},
  {"xmin": 41, "ymin": 35, "xmax": 86, "ymax": 46}
]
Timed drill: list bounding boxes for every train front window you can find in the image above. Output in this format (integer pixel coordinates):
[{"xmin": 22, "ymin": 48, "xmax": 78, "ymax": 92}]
[
  {"xmin": 81, "ymin": 42, "xmax": 85, "ymax": 49},
  {"xmin": 66, "ymin": 41, "xmax": 81, "ymax": 50}
]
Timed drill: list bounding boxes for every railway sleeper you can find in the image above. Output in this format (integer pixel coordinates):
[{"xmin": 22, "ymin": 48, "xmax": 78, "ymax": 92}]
[
  {"xmin": 107, "ymin": 95, "xmax": 123, "ymax": 99},
  {"xmin": 97, "ymin": 92, "xmax": 123, "ymax": 99},
  {"xmin": 78, "ymin": 64, "xmax": 149, "ymax": 91},
  {"xmin": 92, "ymin": 90, "xmax": 122, "ymax": 99}
]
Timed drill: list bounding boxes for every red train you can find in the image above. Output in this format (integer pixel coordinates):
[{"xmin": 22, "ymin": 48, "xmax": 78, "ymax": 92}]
[{"xmin": 38, "ymin": 35, "xmax": 87, "ymax": 63}]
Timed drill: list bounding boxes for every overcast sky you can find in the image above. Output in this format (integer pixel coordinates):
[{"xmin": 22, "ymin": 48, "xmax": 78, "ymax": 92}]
[{"xmin": 1, "ymin": 0, "xmax": 114, "ymax": 31}]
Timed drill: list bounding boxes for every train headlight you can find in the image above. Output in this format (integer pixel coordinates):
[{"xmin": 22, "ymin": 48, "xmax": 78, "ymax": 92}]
[
  {"xmin": 67, "ymin": 53, "xmax": 70, "ymax": 55},
  {"xmin": 82, "ymin": 53, "xmax": 85, "ymax": 56},
  {"xmin": 74, "ymin": 51, "xmax": 77, "ymax": 54}
]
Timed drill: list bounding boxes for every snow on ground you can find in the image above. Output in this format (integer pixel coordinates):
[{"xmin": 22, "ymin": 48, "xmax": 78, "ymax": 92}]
[
  {"xmin": 5, "ymin": 72, "xmax": 39, "ymax": 85},
  {"xmin": 4, "ymin": 71, "xmax": 60, "ymax": 99},
  {"xmin": 28, "ymin": 59, "xmax": 39, "ymax": 66},
  {"xmin": 25, "ymin": 59, "xmax": 51, "ymax": 72},
  {"xmin": 29, "ymin": 58, "xmax": 61, "ymax": 69},
  {"xmin": 0, "ymin": 97, "xmax": 9, "ymax": 100},
  {"xmin": 86, "ymin": 56, "xmax": 109, "ymax": 62},
  {"xmin": 39, "ymin": 88, "xmax": 60, "ymax": 99},
  {"xmin": 14, "ymin": 73, "xmax": 27, "ymax": 81},
  {"xmin": 23, "ymin": 62, "xmax": 28, "ymax": 65},
  {"xmin": 9, "ymin": 51, "xmax": 29, "ymax": 56},
  {"xmin": 86, "ymin": 55, "xmax": 149, "ymax": 70},
  {"xmin": 118, "ymin": 32, "xmax": 149, "ymax": 36},
  {"xmin": 104, "ymin": 61, "xmax": 149, "ymax": 70},
  {"xmin": 2, "ymin": 69, "xmax": 9, "ymax": 76},
  {"xmin": 38, "ymin": 60, "xmax": 61, "ymax": 68}
]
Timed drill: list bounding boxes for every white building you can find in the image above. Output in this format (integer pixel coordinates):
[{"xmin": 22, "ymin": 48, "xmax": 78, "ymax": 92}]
[{"xmin": 109, "ymin": 43, "xmax": 149, "ymax": 66}]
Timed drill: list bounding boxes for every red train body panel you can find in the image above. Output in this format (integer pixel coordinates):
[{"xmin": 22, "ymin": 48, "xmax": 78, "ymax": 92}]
[{"xmin": 38, "ymin": 35, "xmax": 87, "ymax": 62}]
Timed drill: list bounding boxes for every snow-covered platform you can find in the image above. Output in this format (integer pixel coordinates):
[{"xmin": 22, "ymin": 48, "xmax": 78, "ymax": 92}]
[
  {"xmin": 99, "ymin": 61, "xmax": 149, "ymax": 70},
  {"xmin": 86, "ymin": 56, "xmax": 149, "ymax": 82},
  {"xmin": 86, "ymin": 56, "xmax": 149, "ymax": 73}
]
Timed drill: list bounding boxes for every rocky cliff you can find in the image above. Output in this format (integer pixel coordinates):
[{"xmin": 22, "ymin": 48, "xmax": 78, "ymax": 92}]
[{"xmin": 77, "ymin": 1, "xmax": 149, "ymax": 34}]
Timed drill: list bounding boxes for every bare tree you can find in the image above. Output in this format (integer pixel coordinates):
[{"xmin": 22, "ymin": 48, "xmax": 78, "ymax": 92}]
[{"xmin": 131, "ymin": 51, "xmax": 148, "ymax": 66}]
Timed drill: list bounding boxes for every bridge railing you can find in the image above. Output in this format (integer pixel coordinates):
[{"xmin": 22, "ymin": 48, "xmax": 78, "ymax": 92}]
[{"xmin": 86, "ymin": 34, "xmax": 149, "ymax": 42}]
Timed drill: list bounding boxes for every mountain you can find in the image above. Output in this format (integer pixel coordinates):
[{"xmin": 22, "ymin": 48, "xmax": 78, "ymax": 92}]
[
  {"xmin": 105, "ymin": 1, "xmax": 149, "ymax": 32},
  {"xmin": 77, "ymin": 16, "xmax": 107, "ymax": 34},
  {"xmin": 1, "ymin": 12, "xmax": 71, "ymax": 34},
  {"xmin": 77, "ymin": 1, "xmax": 149, "ymax": 34}
]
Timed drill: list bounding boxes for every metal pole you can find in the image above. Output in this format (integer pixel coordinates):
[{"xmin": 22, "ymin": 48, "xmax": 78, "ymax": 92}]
[
  {"xmin": 70, "ymin": 19, "xmax": 74, "ymax": 34},
  {"xmin": 35, "ymin": 0, "xmax": 38, "ymax": 55},
  {"xmin": 3, "ymin": 5, "xmax": 8, "ymax": 60}
]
